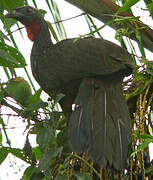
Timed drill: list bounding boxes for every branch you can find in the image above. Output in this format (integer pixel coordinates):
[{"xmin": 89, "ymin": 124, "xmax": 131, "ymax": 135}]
[{"xmin": 65, "ymin": 0, "xmax": 153, "ymax": 53}]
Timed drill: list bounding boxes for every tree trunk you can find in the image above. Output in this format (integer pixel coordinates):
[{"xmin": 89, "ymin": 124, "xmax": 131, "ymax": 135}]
[{"xmin": 65, "ymin": 0, "xmax": 153, "ymax": 53}]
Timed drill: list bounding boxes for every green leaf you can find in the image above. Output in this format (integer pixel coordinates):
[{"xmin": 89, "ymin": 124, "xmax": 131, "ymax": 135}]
[
  {"xmin": 38, "ymin": 151, "xmax": 52, "ymax": 172},
  {"xmin": 25, "ymin": 102, "xmax": 48, "ymax": 112},
  {"xmin": 0, "ymin": 130, "xmax": 2, "ymax": 145},
  {"xmin": 37, "ymin": 127, "xmax": 54, "ymax": 151},
  {"xmin": 57, "ymin": 128, "xmax": 70, "ymax": 152},
  {"xmin": 46, "ymin": 0, "xmax": 67, "ymax": 39},
  {"xmin": 0, "ymin": 42, "xmax": 26, "ymax": 67},
  {"xmin": 39, "ymin": 147, "xmax": 63, "ymax": 171},
  {"xmin": 0, "ymin": 0, "xmax": 25, "ymax": 11},
  {"xmin": 0, "ymin": 147, "xmax": 29, "ymax": 163},
  {"xmin": 146, "ymin": 61, "xmax": 153, "ymax": 75},
  {"xmin": 47, "ymin": 21, "xmax": 59, "ymax": 42},
  {"xmin": 147, "ymin": 2, "xmax": 153, "ymax": 17},
  {"xmin": 55, "ymin": 175, "xmax": 67, "ymax": 180},
  {"xmin": 32, "ymin": 147, "xmax": 42, "ymax": 160},
  {"xmin": 30, "ymin": 172, "xmax": 44, "ymax": 180},
  {"xmin": 0, "ymin": 49, "xmax": 20, "ymax": 67},
  {"xmin": 0, "ymin": 88, "xmax": 5, "ymax": 103},
  {"xmin": 136, "ymin": 134, "xmax": 153, "ymax": 140},
  {"xmin": 126, "ymin": 73, "xmax": 151, "ymax": 100},
  {"xmin": 73, "ymin": 173, "xmax": 91, "ymax": 180},
  {"xmin": 3, "ymin": 14, "xmax": 17, "ymax": 29},
  {"xmin": 38, "ymin": 9, "xmax": 47, "ymax": 17},
  {"xmin": 7, "ymin": 147, "xmax": 29, "ymax": 162},
  {"xmin": 6, "ymin": 77, "xmax": 32, "ymax": 106},
  {"xmin": 28, "ymin": 88, "xmax": 42, "ymax": 104},
  {"xmin": 0, "ymin": 148, "xmax": 8, "ymax": 165},
  {"xmin": 0, "ymin": 29, "xmax": 10, "ymax": 41},
  {"xmin": 23, "ymin": 165, "xmax": 40, "ymax": 180},
  {"xmin": 117, "ymin": 0, "xmax": 140, "ymax": 14},
  {"xmin": 0, "ymin": 147, "xmax": 28, "ymax": 164},
  {"xmin": 131, "ymin": 138, "xmax": 153, "ymax": 156}
]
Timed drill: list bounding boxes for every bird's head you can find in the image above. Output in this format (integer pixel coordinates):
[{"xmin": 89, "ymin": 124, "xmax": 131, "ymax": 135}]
[{"xmin": 5, "ymin": 6, "xmax": 45, "ymax": 41}]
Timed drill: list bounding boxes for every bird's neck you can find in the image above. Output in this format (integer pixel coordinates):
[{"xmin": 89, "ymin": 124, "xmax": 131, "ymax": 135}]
[{"xmin": 25, "ymin": 20, "xmax": 53, "ymax": 49}]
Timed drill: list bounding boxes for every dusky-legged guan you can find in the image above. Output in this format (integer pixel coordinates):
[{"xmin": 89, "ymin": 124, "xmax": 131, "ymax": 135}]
[{"xmin": 6, "ymin": 6, "xmax": 134, "ymax": 171}]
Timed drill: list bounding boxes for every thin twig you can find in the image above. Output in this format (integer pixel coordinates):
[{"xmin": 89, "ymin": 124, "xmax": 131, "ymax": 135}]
[
  {"xmin": 52, "ymin": 12, "xmax": 86, "ymax": 24},
  {"xmin": 6, "ymin": 13, "xmax": 86, "ymax": 36}
]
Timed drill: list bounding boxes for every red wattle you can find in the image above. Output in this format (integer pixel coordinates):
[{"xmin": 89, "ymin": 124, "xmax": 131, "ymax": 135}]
[{"xmin": 25, "ymin": 24, "xmax": 40, "ymax": 41}]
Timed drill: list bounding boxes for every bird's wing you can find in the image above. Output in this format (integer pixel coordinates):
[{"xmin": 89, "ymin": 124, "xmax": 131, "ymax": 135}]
[{"xmin": 49, "ymin": 37, "xmax": 134, "ymax": 79}]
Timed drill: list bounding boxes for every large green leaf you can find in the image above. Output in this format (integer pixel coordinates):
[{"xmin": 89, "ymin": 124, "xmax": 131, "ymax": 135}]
[
  {"xmin": 6, "ymin": 77, "xmax": 32, "ymax": 106},
  {"xmin": 0, "ymin": 42, "xmax": 26, "ymax": 67}
]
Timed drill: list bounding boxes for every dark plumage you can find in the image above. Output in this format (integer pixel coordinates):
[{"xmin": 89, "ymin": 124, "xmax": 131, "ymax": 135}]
[{"xmin": 6, "ymin": 6, "xmax": 134, "ymax": 170}]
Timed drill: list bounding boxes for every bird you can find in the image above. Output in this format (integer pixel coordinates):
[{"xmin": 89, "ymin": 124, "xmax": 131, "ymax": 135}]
[{"xmin": 6, "ymin": 6, "xmax": 134, "ymax": 171}]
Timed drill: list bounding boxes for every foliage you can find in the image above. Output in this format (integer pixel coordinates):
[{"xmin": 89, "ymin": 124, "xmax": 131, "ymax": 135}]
[{"xmin": 0, "ymin": 0, "xmax": 153, "ymax": 179}]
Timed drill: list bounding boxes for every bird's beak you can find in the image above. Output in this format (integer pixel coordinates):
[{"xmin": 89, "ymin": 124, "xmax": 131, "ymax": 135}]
[{"xmin": 5, "ymin": 9, "xmax": 24, "ymax": 19}]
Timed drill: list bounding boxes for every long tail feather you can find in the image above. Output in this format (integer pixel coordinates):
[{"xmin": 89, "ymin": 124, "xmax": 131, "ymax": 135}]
[{"xmin": 69, "ymin": 77, "xmax": 131, "ymax": 170}]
